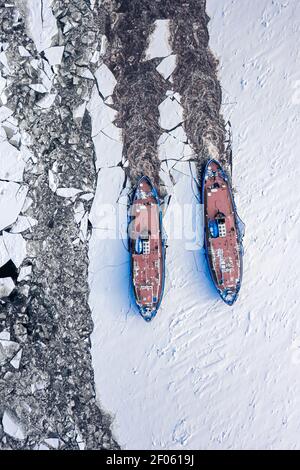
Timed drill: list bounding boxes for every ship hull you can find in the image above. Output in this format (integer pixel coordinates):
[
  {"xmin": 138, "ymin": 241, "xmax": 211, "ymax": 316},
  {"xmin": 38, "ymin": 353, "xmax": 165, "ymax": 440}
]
[
  {"xmin": 128, "ymin": 176, "xmax": 166, "ymax": 321},
  {"xmin": 202, "ymin": 159, "xmax": 244, "ymax": 305}
]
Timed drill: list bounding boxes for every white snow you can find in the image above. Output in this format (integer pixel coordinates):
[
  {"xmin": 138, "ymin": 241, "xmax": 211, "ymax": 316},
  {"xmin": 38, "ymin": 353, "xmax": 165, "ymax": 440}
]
[
  {"xmin": 145, "ymin": 20, "xmax": 172, "ymax": 60},
  {"xmin": 2, "ymin": 411, "xmax": 26, "ymax": 440},
  {"xmin": 77, "ymin": 67, "xmax": 94, "ymax": 80},
  {"xmin": 158, "ymin": 126, "xmax": 192, "ymax": 163},
  {"xmin": 0, "ymin": 51, "xmax": 10, "ymax": 74},
  {"xmin": 91, "ymin": 50, "xmax": 100, "ymax": 65},
  {"xmin": 0, "ymin": 74, "xmax": 6, "ymax": 102},
  {"xmin": 89, "ymin": 0, "xmax": 300, "ymax": 450}
]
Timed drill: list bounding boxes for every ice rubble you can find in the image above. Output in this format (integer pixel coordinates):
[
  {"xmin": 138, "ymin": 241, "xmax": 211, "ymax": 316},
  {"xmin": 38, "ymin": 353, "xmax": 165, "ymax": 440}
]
[{"xmin": 0, "ymin": 47, "xmax": 38, "ymax": 295}]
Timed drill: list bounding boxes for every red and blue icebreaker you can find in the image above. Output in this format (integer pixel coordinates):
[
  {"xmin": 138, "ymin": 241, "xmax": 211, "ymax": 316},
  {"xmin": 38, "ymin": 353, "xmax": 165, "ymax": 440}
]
[{"xmin": 202, "ymin": 159, "xmax": 244, "ymax": 305}]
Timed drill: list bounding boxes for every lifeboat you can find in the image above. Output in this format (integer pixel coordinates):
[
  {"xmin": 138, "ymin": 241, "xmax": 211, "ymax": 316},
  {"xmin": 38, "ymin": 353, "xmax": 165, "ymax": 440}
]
[
  {"xmin": 202, "ymin": 159, "xmax": 244, "ymax": 305},
  {"xmin": 128, "ymin": 176, "xmax": 166, "ymax": 321}
]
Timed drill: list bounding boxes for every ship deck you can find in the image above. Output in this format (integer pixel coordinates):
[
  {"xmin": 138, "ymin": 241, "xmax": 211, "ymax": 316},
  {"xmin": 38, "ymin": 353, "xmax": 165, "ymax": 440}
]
[
  {"xmin": 130, "ymin": 178, "xmax": 163, "ymax": 310},
  {"xmin": 204, "ymin": 161, "xmax": 241, "ymax": 296}
]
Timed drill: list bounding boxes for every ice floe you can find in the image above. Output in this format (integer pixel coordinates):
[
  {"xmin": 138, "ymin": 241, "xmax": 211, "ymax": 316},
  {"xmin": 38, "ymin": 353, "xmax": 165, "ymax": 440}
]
[
  {"xmin": 95, "ymin": 64, "xmax": 117, "ymax": 99},
  {"xmin": 0, "ymin": 337, "xmax": 20, "ymax": 366},
  {"xmin": 0, "ymin": 330, "xmax": 10, "ymax": 341},
  {"xmin": 36, "ymin": 93, "xmax": 57, "ymax": 109},
  {"xmin": 48, "ymin": 168, "xmax": 58, "ymax": 193},
  {"xmin": 156, "ymin": 54, "xmax": 177, "ymax": 80},
  {"xmin": 29, "ymin": 83, "xmax": 48, "ymax": 94},
  {"xmin": 10, "ymin": 215, "xmax": 38, "ymax": 234},
  {"xmin": 0, "ymin": 182, "xmax": 28, "ymax": 231},
  {"xmin": 44, "ymin": 438, "xmax": 60, "ymax": 449},
  {"xmin": 3, "ymin": 232, "xmax": 26, "ymax": 268},
  {"xmin": 0, "ymin": 236, "xmax": 9, "ymax": 267},
  {"xmin": 74, "ymin": 201, "xmax": 85, "ymax": 224},
  {"xmin": 56, "ymin": 187, "xmax": 82, "ymax": 198},
  {"xmin": 87, "ymin": 82, "xmax": 122, "ymax": 169},
  {"xmin": 0, "ymin": 140, "xmax": 26, "ymax": 181},
  {"xmin": 145, "ymin": 20, "xmax": 172, "ymax": 60},
  {"xmin": 17, "ymin": 265, "xmax": 32, "ymax": 282},
  {"xmin": 18, "ymin": 45, "xmax": 31, "ymax": 57},
  {"xmin": 159, "ymin": 93, "xmax": 184, "ymax": 130},
  {"xmin": 44, "ymin": 46, "xmax": 64, "ymax": 66},
  {"xmin": 11, "ymin": 349, "xmax": 22, "ymax": 370},
  {"xmin": 2, "ymin": 411, "xmax": 26, "ymax": 440},
  {"xmin": 0, "ymin": 106, "xmax": 13, "ymax": 123},
  {"xmin": 73, "ymin": 102, "xmax": 87, "ymax": 121},
  {"xmin": 25, "ymin": 0, "xmax": 58, "ymax": 53}
]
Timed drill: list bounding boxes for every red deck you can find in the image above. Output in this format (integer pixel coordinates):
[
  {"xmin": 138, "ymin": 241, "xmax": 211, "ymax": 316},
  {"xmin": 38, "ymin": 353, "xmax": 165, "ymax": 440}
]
[
  {"xmin": 204, "ymin": 161, "xmax": 241, "ymax": 302},
  {"xmin": 129, "ymin": 178, "xmax": 164, "ymax": 315}
]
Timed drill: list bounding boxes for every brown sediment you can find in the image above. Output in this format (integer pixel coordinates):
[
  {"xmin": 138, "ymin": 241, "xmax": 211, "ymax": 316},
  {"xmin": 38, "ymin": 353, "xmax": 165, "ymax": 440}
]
[
  {"xmin": 170, "ymin": 0, "xmax": 230, "ymax": 181},
  {"xmin": 102, "ymin": 0, "xmax": 229, "ymax": 196},
  {"xmin": 102, "ymin": 0, "xmax": 168, "ymax": 192}
]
